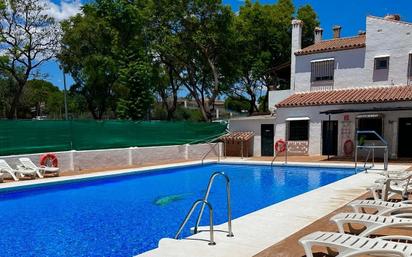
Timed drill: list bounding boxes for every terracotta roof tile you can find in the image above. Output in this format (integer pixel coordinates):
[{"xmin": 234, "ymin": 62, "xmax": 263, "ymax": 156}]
[
  {"xmin": 295, "ymin": 35, "xmax": 366, "ymax": 56},
  {"xmin": 221, "ymin": 132, "xmax": 254, "ymax": 142},
  {"xmin": 276, "ymin": 86, "xmax": 412, "ymax": 108}
]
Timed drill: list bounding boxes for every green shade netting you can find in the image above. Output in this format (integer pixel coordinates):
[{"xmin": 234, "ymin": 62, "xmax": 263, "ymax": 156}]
[{"xmin": 0, "ymin": 120, "xmax": 227, "ymax": 156}]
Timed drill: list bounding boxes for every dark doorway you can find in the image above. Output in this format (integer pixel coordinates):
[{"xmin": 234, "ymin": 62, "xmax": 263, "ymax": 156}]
[
  {"xmin": 398, "ymin": 118, "xmax": 412, "ymax": 157},
  {"xmin": 322, "ymin": 120, "xmax": 338, "ymax": 156},
  {"xmin": 261, "ymin": 124, "xmax": 274, "ymax": 156}
]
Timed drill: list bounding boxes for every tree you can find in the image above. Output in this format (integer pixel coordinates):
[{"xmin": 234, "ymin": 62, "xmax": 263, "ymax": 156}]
[
  {"xmin": 297, "ymin": 5, "xmax": 319, "ymax": 48},
  {"xmin": 59, "ymin": 5, "xmax": 119, "ymax": 119},
  {"xmin": 60, "ymin": 0, "xmax": 156, "ymax": 120},
  {"xmin": 21, "ymin": 80, "xmax": 64, "ymax": 118},
  {"xmin": 0, "ymin": 0, "xmax": 60, "ymax": 119},
  {"xmin": 151, "ymin": 0, "xmax": 237, "ymax": 121},
  {"xmin": 233, "ymin": 0, "xmax": 319, "ymax": 114}
]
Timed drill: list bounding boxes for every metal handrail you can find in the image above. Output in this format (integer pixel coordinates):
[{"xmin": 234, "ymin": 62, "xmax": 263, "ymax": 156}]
[
  {"xmin": 201, "ymin": 142, "xmax": 221, "ymax": 165},
  {"xmin": 363, "ymin": 146, "xmax": 375, "ymax": 170},
  {"xmin": 174, "ymin": 199, "xmax": 216, "ymax": 246},
  {"xmin": 271, "ymin": 141, "xmax": 288, "ymax": 166},
  {"xmin": 355, "ymin": 130, "xmax": 388, "ymax": 172},
  {"xmin": 194, "ymin": 172, "xmax": 233, "ymax": 237}
]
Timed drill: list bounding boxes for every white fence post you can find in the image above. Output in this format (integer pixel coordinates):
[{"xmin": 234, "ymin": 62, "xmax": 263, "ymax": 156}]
[
  {"xmin": 185, "ymin": 144, "xmax": 189, "ymax": 160},
  {"xmin": 70, "ymin": 150, "xmax": 76, "ymax": 171},
  {"xmin": 128, "ymin": 147, "xmax": 133, "ymax": 166}
]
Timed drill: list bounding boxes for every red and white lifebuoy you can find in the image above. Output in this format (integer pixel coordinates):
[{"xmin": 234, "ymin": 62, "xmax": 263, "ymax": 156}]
[
  {"xmin": 39, "ymin": 153, "xmax": 59, "ymax": 167},
  {"xmin": 275, "ymin": 139, "xmax": 287, "ymax": 153},
  {"xmin": 343, "ymin": 139, "xmax": 354, "ymax": 156}
]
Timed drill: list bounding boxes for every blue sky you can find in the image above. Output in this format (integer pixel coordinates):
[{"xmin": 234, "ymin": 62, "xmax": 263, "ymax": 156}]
[{"xmin": 43, "ymin": 0, "xmax": 412, "ymax": 89}]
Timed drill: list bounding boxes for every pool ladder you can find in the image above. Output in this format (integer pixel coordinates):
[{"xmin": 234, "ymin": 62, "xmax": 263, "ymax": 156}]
[{"xmin": 174, "ymin": 172, "xmax": 234, "ymax": 245}]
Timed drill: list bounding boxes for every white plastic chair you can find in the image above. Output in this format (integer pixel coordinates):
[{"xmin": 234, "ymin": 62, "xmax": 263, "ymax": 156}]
[
  {"xmin": 369, "ymin": 173, "xmax": 412, "ymax": 201},
  {"xmin": 19, "ymin": 158, "xmax": 58, "ymax": 177},
  {"xmin": 349, "ymin": 199, "xmax": 412, "ymax": 216},
  {"xmin": 0, "ymin": 159, "xmax": 37, "ymax": 180},
  {"xmin": 300, "ymin": 231, "xmax": 412, "ymax": 257},
  {"xmin": 331, "ymin": 212, "xmax": 412, "ymax": 237}
]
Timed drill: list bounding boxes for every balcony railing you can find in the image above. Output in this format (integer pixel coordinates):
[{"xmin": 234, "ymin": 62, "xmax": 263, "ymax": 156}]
[{"xmin": 310, "ymin": 80, "xmax": 334, "ymax": 91}]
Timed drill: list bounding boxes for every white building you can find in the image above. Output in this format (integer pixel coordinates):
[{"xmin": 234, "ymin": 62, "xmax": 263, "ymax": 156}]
[{"xmin": 230, "ymin": 15, "xmax": 412, "ymax": 158}]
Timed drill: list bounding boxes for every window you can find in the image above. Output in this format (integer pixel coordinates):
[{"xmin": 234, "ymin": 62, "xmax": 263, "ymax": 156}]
[
  {"xmin": 374, "ymin": 57, "xmax": 389, "ymax": 70},
  {"xmin": 288, "ymin": 120, "xmax": 309, "ymax": 141},
  {"xmin": 408, "ymin": 54, "xmax": 412, "ymax": 79},
  {"xmin": 373, "ymin": 56, "xmax": 390, "ymax": 81},
  {"xmin": 357, "ymin": 117, "xmax": 383, "ymax": 140},
  {"xmin": 311, "ymin": 59, "xmax": 334, "ymax": 82}
]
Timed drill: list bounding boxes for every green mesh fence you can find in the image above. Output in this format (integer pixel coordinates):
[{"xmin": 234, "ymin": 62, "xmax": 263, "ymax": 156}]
[{"xmin": 0, "ymin": 120, "xmax": 227, "ymax": 156}]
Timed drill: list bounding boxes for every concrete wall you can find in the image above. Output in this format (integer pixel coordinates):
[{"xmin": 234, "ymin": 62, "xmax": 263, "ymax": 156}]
[
  {"xmin": 292, "ymin": 16, "xmax": 412, "ymax": 92},
  {"xmin": 268, "ymin": 89, "xmax": 293, "ymax": 112},
  {"xmin": 275, "ymin": 101, "xmax": 412, "ymax": 158},
  {"xmin": 229, "ymin": 117, "xmax": 276, "ymax": 156},
  {"xmin": 364, "ymin": 16, "xmax": 412, "ymax": 86},
  {"xmin": 0, "ymin": 143, "xmax": 221, "ymax": 174},
  {"xmin": 294, "ymin": 48, "xmax": 366, "ymax": 92}
]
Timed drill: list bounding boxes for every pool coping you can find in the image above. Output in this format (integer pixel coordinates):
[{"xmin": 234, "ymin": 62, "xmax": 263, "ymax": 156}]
[
  {"xmin": 1, "ymin": 159, "xmax": 409, "ymax": 257},
  {"xmin": 0, "ymin": 159, "xmax": 365, "ymax": 192},
  {"xmin": 0, "ymin": 160, "xmax": 213, "ymax": 192},
  {"xmin": 137, "ymin": 161, "xmax": 410, "ymax": 257}
]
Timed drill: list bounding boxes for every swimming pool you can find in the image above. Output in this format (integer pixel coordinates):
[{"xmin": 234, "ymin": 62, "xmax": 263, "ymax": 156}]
[{"xmin": 0, "ymin": 163, "xmax": 355, "ymax": 257}]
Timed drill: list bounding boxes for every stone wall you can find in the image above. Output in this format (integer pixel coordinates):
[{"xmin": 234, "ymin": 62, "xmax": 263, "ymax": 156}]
[{"xmin": 0, "ymin": 143, "xmax": 221, "ymax": 174}]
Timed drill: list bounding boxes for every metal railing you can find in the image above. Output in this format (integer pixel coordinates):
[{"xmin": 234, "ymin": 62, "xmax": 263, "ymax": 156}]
[
  {"xmin": 354, "ymin": 130, "xmax": 388, "ymax": 172},
  {"xmin": 201, "ymin": 142, "xmax": 221, "ymax": 165},
  {"xmin": 194, "ymin": 172, "xmax": 233, "ymax": 237},
  {"xmin": 174, "ymin": 172, "xmax": 233, "ymax": 246},
  {"xmin": 174, "ymin": 199, "xmax": 216, "ymax": 245},
  {"xmin": 271, "ymin": 141, "xmax": 288, "ymax": 166}
]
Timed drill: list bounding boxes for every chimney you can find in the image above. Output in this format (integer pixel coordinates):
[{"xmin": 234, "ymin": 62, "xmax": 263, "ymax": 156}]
[
  {"xmin": 333, "ymin": 25, "xmax": 341, "ymax": 39},
  {"xmin": 292, "ymin": 19, "xmax": 303, "ymax": 51},
  {"xmin": 384, "ymin": 14, "xmax": 401, "ymax": 21},
  {"xmin": 291, "ymin": 19, "xmax": 303, "ymax": 90},
  {"xmin": 314, "ymin": 27, "xmax": 323, "ymax": 43}
]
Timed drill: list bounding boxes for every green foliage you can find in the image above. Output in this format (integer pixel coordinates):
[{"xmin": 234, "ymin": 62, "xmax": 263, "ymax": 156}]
[
  {"xmin": 22, "ymin": 80, "xmax": 64, "ymax": 118},
  {"xmin": 55, "ymin": 0, "xmax": 319, "ymax": 121},
  {"xmin": 232, "ymin": 0, "xmax": 319, "ymax": 114},
  {"xmin": 297, "ymin": 5, "xmax": 320, "ymax": 48},
  {"xmin": 224, "ymin": 96, "xmax": 250, "ymax": 113},
  {"xmin": 59, "ymin": 5, "xmax": 119, "ymax": 119},
  {"xmin": 0, "ymin": 0, "xmax": 59, "ymax": 119}
]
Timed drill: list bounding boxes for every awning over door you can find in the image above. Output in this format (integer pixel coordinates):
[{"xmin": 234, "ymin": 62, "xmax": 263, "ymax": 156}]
[{"xmin": 286, "ymin": 117, "xmax": 310, "ymax": 121}]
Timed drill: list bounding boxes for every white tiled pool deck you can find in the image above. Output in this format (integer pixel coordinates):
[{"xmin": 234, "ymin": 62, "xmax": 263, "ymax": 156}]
[
  {"xmin": 0, "ymin": 160, "xmax": 409, "ymax": 257},
  {"xmin": 137, "ymin": 160, "xmax": 410, "ymax": 257}
]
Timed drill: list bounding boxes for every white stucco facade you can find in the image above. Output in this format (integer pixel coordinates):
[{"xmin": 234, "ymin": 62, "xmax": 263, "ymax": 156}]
[
  {"xmin": 275, "ymin": 102, "xmax": 412, "ymax": 157},
  {"xmin": 229, "ymin": 116, "xmax": 276, "ymax": 157},
  {"xmin": 231, "ymin": 15, "xmax": 412, "ymax": 158},
  {"xmin": 293, "ymin": 16, "xmax": 412, "ymax": 93}
]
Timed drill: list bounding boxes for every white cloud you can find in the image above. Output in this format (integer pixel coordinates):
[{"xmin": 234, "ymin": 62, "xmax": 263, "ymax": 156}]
[{"xmin": 44, "ymin": 0, "xmax": 82, "ymax": 22}]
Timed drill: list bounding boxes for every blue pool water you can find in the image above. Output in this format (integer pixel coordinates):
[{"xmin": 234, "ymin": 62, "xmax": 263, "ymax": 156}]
[{"xmin": 0, "ymin": 164, "xmax": 355, "ymax": 257}]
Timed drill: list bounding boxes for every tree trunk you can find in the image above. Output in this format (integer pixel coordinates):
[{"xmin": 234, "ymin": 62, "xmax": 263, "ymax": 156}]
[{"xmin": 7, "ymin": 81, "xmax": 25, "ymax": 119}]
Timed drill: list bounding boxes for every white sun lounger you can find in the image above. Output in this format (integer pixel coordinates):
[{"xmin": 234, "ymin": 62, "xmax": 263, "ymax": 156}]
[
  {"xmin": 349, "ymin": 199, "xmax": 412, "ymax": 216},
  {"xmin": 369, "ymin": 173, "xmax": 412, "ymax": 201},
  {"xmin": 0, "ymin": 159, "xmax": 38, "ymax": 180},
  {"xmin": 300, "ymin": 231, "xmax": 412, "ymax": 257},
  {"xmin": 331, "ymin": 212, "xmax": 412, "ymax": 237},
  {"xmin": 19, "ymin": 158, "xmax": 59, "ymax": 177}
]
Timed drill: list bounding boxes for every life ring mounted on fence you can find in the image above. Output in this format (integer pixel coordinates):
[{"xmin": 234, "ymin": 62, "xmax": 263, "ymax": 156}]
[
  {"xmin": 39, "ymin": 153, "xmax": 59, "ymax": 167},
  {"xmin": 275, "ymin": 139, "xmax": 287, "ymax": 153},
  {"xmin": 343, "ymin": 139, "xmax": 354, "ymax": 156}
]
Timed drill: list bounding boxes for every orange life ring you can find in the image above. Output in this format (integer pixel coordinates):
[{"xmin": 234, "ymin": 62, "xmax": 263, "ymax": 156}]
[
  {"xmin": 39, "ymin": 153, "xmax": 59, "ymax": 167},
  {"xmin": 343, "ymin": 140, "xmax": 354, "ymax": 156},
  {"xmin": 275, "ymin": 139, "xmax": 287, "ymax": 153}
]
